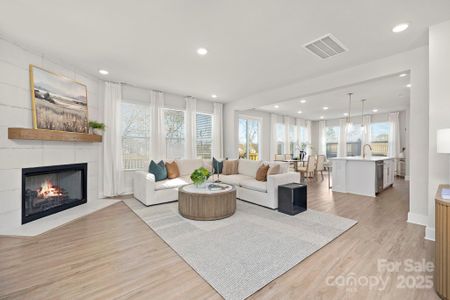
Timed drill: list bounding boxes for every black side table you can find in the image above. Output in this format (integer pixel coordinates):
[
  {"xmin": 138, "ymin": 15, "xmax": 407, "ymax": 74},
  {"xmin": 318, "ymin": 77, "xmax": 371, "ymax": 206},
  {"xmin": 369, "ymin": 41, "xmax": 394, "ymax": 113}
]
[{"xmin": 278, "ymin": 183, "xmax": 307, "ymax": 215}]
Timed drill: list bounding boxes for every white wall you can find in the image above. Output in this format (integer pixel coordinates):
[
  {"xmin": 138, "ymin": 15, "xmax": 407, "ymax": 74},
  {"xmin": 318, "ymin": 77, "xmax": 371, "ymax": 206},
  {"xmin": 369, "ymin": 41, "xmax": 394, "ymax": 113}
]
[
  {"xmin": 0, "ymin": 37, "xmax": 103, "ymax": 227},
  {"xmin": 224, "ymin": 46, "xmax": 429, "ymax": 234},
  {"xmin": 426, "ymin": 20, "xmax": 450, "ymax": 240}
]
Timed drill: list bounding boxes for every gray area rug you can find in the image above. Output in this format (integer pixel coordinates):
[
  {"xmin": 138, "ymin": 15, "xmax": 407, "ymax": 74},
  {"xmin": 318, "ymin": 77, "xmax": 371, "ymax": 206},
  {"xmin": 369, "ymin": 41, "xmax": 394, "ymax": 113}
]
[{"xmin": 124, "ymin": 199, "xmax": 357, "ymax": 300}]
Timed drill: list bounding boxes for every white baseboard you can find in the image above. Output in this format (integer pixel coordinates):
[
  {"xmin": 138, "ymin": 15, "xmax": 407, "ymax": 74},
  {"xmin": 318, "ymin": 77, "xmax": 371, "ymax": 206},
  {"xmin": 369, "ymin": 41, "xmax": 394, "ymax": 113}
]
[
  {"xmin": 407, "ymin": 212, "xmax": 428, "ymax": 226},
  {"xmin": 425, "ymin": 227, "xmax": 435, "ymax": 241}
]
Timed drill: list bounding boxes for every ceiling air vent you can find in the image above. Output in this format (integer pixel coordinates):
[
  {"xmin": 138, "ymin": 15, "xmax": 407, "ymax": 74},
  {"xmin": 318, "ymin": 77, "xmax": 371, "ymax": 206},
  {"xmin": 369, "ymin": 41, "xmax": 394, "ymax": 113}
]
[{"xmin": 303, "ymin": 34, "xmax": 348, "ymax": 59}]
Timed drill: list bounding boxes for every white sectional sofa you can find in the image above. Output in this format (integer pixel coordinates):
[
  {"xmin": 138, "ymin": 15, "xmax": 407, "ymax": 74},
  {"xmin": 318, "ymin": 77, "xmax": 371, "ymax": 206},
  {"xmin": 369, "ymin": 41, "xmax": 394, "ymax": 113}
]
[{"xmin": 133, "ymin": 159, "xmax": 300, "ymax": 209}]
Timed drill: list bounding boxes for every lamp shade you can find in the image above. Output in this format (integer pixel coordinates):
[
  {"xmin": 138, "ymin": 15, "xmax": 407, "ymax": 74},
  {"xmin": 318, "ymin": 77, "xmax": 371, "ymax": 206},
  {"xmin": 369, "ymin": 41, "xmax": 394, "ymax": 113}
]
[{"xmin": 437, "ymin": 128, "xmax": 450, "ymax": 153}]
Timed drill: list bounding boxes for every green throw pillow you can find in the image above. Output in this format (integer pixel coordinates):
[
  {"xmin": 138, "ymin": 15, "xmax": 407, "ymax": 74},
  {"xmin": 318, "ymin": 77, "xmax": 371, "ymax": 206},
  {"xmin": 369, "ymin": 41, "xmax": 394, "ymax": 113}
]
[
  {"xmin": 213, "ymin": 157, "xmax": 224, "ymax": 174},
  {"xmin": 149, "ymin": 160, "xmax": 167, "ymax": 181}
]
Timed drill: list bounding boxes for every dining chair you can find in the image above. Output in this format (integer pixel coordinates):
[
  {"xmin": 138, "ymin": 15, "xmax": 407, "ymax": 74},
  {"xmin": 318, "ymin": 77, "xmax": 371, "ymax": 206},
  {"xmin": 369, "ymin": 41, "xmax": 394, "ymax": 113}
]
[
  {"xmin": 316, "ymin": 155, "xmax": 326, "ymax": 180},
  {"xmin": 298, "ymin": 155, "xmax": 317, "ymax": 179},
  {"xmin": 274, "ymin": 154, "xmax": 284, "ymax": 161}
]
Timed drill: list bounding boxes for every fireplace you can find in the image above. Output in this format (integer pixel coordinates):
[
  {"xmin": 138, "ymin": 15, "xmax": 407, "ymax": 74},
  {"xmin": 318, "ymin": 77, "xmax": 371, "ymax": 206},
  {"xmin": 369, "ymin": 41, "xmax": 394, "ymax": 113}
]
[{"xmin": 22, "ymin": 163, "xmax": 87, "ymax": 224}]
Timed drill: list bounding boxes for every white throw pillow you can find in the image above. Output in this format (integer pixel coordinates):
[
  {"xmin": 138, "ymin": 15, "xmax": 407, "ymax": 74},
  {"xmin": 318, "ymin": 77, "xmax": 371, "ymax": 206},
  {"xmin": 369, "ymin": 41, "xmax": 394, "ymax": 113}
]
[
  {"xmin": 175, "ymin": 159, "xmax": 204, "ymax": 176},
  {"xmin": 238, "ymin": 159, "xmax": 262, "ymax": 178}
]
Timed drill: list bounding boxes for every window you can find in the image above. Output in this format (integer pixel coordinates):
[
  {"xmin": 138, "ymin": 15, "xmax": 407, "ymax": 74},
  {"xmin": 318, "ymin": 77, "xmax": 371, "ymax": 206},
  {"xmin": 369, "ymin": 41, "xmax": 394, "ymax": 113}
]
[
  {"xmin": 325, "ymin": 126, "xmax": 340, "ymax": 158},
  {"xmin": 196, "ymin": 113, "xmax": 213, "ymax": 159},
  {"xmin": 239, "ymin": 117, "xmax": 260, "ymax": 160},
  {"xmin": 289, "ymin": 124, "xmax": 298, "ymax": 156},
  {"xmin": 276, "ymin": 123, "xmax": 285, "ymax": 154},
  {"xmin": 121, "ymin": 101, "xmax": 151, "ymax": 170},
  {"xmin": 371, "ymin": 122, "xmax": 390, "ymax": 156},
  {"xmin": 164, "ymin": 109, "xmax": 185, "ymax": 159},
  {"xmin": 346, "ymin": 124, "xmax": 362, "ymax": 156}
]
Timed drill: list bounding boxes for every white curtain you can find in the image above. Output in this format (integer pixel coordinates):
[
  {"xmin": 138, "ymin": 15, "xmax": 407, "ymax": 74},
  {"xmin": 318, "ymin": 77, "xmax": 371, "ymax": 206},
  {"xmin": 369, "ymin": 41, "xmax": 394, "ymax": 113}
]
[
  {"xmin": 284, "ymin": 116, "xmax": 293, "ymax": 154},
  {"xmin": 318, "ymin": 120, "xmax": 326, "ymax": 156},
  {"xmin": 150, "ymin": 90, "xmax": 165, "ymax": 161},
  {"xmin": 388, "ymin": 112, "xmax": 401, "ymax": 173},
  {"xmin": 296, "ymin": 118, "xmax": 304, "ymax": 157},
  {"xmin": 212, "ymin": 102, "xmax": 223, "ymax": 158},
  {"xmin": 270, "ymin": 113, "xmax": 278, "ymax": 160},
  {"xmin": 338, "ymin": 118, "xmax": 347, "ymax": 157},
  {"xmin": 185, "ymin": 97, "xmax": 197, "ymax": 159},
  {"xmin": 103, "ymin": 82, "xmax": 124, "ymax": 197},
  {"xmin": 305, "ymin": 120, "xmax": 312, "ymax": 156},
  {"xmin": 361, "ymin": 115, "xmax": 372, "ymax": 155}
]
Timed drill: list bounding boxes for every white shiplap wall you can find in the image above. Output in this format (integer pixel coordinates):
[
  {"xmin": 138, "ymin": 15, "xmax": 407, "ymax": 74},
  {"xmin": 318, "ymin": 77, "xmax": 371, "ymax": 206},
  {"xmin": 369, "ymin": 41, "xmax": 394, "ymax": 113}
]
[{"xmin": 0, "ymin": 37, "xmax": 103, "ymax": 227}]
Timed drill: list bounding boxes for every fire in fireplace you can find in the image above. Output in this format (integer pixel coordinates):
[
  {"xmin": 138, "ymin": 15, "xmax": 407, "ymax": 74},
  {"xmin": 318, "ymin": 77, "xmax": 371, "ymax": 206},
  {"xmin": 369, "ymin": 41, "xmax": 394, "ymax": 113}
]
[{"xmin": 22, "ymin": 163, "xmax": 87, "ymax": 224}]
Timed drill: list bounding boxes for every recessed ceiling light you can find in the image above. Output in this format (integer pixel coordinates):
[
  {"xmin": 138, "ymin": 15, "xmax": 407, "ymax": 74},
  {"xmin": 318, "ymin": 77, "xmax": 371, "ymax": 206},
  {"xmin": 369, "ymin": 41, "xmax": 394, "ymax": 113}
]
[
  {"xmin": 323, "ymin": 106, "xmax": 329, "ymax": 110},
  {"xmin": 274, "ymin": 105, "xmax": 279, "ymax": 108},
  {"xmin": 406, "ymin": 84, "xmax": 412, "ymax": 88},
  {"xmin": 297, "ymin": 110, "xmax": 302, "ymax": 114},
  {"xmin": 98, "ymin": 69, "xmax": 109, "ymax": 75},
  {"xmin": 372, "ymin": 109, "xmax": 378, "ymax": 113},
  {"xmin": 399, "ymin": 73, "xmax": 407, "ymax": 77},
  {"xmin": 344, "ymin": 113, "xmax": 349, "ymax": 116},
  {"xmin": 392, "ymin": 23, "xmax": 409, "ymax": 33},
  {"xmin": 197, "ymin": 48, "xmax": 208, "ymax": 55},
  {"xmin": 211, "ymin": 94, "xmax": 217, "ymax": 98},
  {"xmin": 300, "ymin": 99, "xmax": 307, "ymax": 103},
  {"xmin": 320, "ymin": 116, "xmax": 324, "ymax": 119}
]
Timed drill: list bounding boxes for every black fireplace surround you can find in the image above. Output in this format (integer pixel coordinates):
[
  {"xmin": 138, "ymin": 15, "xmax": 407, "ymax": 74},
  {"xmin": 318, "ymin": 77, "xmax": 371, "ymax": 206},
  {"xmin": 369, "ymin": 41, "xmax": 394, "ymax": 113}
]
[{"xmin": 22, "ymin": 163, "xmax": 87, "ymax": 224}]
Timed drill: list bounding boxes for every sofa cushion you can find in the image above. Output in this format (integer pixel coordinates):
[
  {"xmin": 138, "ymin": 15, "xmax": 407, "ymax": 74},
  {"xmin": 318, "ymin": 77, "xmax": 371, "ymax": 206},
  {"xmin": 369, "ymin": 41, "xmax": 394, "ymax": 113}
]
[
  {"xmin": 213, "ymin": 157, "xmax": 225, "ymax": 174},
  {"xmin": 267, "ymin": 161, "xmax": 289, "ymax": 173},
  {"xmin": 255, "ymin": 164, "xmax": 270, "ymax": 181},
  {"xmin": 149, "ymin": 160, "xmax": 167, "ymax": 182},
  {"xmin": 203, "ymin": 159, "xmax": 213, "ymax": 173},
  {"xmin": 238, "ymin": 159, "xmax": 262, "ymax": 177},
  {"xmin": 175, "ymin": 159, "xmax": 203, "ymax": 176},
  {"xmin": 154, "ymin": 176, "xmax": 191, "ymax": 191},
  {"xmin": 240, "ymin": 178, "xmax": 267, "ymax": 193},
  {"xmin": 222, "ymin": 159, "xmax": 239, "ymax": 175},
  {"xmin": 220, "ymin": 174, "xmax": 252, "ymax": 186},
  {"xmin": 166, "ymin": 161, "xmax": 180, "ymax": 179},
  {"xmin": 267, "ymin": 164, "xmax": 281, "ymax": 175}
]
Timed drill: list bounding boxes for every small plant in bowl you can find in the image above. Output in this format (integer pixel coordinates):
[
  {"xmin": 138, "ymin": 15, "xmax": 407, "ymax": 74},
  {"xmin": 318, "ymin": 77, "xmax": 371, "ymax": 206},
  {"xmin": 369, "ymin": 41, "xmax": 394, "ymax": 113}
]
[
  {"xmin": 190, "ymin": 167, "xmax": 211, "ymax": 188},
  {"xmin": 88, "ymin": 121, "xmax": 106, "ymax": 135}
]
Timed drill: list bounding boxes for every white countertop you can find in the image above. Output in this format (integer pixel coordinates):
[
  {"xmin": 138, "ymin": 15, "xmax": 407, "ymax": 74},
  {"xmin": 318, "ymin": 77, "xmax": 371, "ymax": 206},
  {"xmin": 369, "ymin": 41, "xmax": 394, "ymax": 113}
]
[{"xmin": 330, "ymin": 156, "xmax": 394, "ymax": 162}]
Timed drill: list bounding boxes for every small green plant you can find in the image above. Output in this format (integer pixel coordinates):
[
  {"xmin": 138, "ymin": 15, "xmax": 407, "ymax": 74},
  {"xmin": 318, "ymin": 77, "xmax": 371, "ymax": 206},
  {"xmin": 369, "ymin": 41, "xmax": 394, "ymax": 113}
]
[
  {"xmin": 88, "ymin": 120, "xmax": 106, "ymax": 130},
  {"xmin": 190, "ymin": 167, "xmax": 211, "ymax": 186}
]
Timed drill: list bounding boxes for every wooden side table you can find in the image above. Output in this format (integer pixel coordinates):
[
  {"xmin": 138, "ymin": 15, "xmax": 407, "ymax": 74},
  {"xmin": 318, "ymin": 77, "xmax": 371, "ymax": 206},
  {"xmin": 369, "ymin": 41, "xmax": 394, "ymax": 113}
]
[{"xmin": 435, "ymin": 184, "xmax": 450, "ymax": 299}]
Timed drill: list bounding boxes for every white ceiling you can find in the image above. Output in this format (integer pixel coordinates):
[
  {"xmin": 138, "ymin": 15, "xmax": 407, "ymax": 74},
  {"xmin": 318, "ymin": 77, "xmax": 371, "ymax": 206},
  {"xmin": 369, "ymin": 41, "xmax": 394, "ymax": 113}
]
[
  {"xmin": 258, "ymin": 73, "xmax": 410, "ymax": 120},
  {"xmin": 1, "ymin": 0, "xmax": 449, "ymax": 102}
]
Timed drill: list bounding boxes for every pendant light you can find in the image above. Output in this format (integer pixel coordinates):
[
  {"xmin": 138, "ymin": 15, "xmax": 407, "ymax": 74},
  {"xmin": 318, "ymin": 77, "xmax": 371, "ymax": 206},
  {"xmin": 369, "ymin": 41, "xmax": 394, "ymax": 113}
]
[
  {"xmin": 361, "ymin": 99, "xmax": 367, "ymax": 131},
  {"xmin": 346, "ymin": 92, "xmax": 353, "ymax": 128}
]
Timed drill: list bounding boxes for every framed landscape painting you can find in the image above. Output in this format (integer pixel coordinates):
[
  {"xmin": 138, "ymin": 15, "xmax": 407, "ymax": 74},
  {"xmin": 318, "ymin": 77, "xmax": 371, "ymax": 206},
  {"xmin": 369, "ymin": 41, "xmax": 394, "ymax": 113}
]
[{"xmin": 30, "ymin": 65, "xmax": 89, "ymax": 133}]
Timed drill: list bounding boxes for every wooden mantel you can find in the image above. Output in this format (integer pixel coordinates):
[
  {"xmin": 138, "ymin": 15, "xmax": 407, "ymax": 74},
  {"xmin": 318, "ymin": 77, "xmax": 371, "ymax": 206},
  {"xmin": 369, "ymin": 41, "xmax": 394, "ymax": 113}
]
[{"xmin": 8, "ymin": 128, "xmax": 102, "ymax": 143}]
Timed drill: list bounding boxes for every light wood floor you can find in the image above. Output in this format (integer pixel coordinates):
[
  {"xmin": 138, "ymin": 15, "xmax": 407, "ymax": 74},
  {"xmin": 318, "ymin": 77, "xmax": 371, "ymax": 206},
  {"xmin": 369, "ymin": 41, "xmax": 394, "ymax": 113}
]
[{"xmin": 0, "ymin": 176, "xmax": 437, "ymax": 300}]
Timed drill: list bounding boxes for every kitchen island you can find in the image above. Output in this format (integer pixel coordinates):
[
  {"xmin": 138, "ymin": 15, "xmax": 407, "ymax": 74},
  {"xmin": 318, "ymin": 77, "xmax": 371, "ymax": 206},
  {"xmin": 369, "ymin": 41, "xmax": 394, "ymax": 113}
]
[{"xmin": 330, "ymin": 156, "xmax": 395, "ymax": 197}]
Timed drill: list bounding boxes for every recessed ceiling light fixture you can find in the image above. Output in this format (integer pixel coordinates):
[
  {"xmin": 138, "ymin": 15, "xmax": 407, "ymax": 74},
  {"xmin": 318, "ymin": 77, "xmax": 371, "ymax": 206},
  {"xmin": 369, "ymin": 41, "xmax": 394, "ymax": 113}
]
[
  {"xmin": 320, "ymin": 116, "xmax": 324, "ymax": 119},
  {"xmin": 344, "ymin": 113, "xmax": 349, "ymax": 116},
  {"xmin": 406, "ymin": 84, "xmax": 412, "ymax": 88},
  {"xmin": 392, "ymin": 23, "xmax": 409, "ymax": 33},
  {"xmin": 274, "ymin": 105, "xmax": 279, "ymax": 109},
  {"xmin": 372, "ymin": 109, "xmax": 378, "ymax": 113},
  {"xmin": 399, "ymin": 73, "xmax": 407, "ymax": 77},
  {"xmin": 297, "ymin": 110, "xmax": 302, "ymax": 114},
  {"xmin": 323, "ymin": 106, "xmax": 329, "ymax": 110},
  {"xmin": 300, "ymin": 99, "xmax": 307, "ymax": 103},
  {"xmin": 98, "ymin": 69, "xmax": 109, "ymax": 75},
  {"xmin": 197, "ymin": 48, "xmax": 208, "ymax": 55},
  {"xmin": 211, "ymin": 94, "xmax": 217, "ymax": 98}
]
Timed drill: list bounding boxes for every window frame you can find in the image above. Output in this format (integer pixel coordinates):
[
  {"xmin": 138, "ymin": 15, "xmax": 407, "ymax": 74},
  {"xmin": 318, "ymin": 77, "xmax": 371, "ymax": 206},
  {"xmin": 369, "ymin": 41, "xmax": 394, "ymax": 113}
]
[
  {"xmin": 238, "ymin": 115, "xmax": 262, "ymax": 160},
  {"xmin": 163, "ymin": 108, "xmax": 186, "ymax": 160},
  {"xmin": 195, "ymin": 112, "xmax": 214, "ymax": 159}
]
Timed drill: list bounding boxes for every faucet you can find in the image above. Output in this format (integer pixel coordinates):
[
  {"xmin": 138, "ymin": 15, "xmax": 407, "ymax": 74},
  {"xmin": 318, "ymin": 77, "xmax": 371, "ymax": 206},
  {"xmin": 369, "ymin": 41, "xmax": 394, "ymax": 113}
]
[{"xmin": 362, "ymin": 144, "xmax": 372, "ymax": 159}]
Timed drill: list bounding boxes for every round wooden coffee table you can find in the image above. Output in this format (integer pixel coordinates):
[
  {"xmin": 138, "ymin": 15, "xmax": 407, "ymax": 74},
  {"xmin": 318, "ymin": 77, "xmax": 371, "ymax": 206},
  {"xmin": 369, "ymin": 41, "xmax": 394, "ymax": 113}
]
[{"xmin": 178, "ymin": 183, "xmax": 236, "ymax": 221}]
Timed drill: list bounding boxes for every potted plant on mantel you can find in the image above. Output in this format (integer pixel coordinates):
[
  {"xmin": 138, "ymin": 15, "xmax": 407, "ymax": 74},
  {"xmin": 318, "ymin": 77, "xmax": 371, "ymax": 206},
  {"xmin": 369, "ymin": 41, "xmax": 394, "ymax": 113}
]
[
  {"xmin": 190, "ymin": 167, "xmax": 211, "ymax": 188},
  {"xmin": 88, "ymin": 121, "xmax": 105, "ymax": 135}
]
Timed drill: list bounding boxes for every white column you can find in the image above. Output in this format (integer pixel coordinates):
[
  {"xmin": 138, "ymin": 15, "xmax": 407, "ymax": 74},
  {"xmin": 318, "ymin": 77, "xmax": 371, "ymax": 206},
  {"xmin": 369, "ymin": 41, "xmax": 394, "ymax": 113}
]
[{"xmin": 150, "ymin": 90, "xmax": 165, "ymax": 161}]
